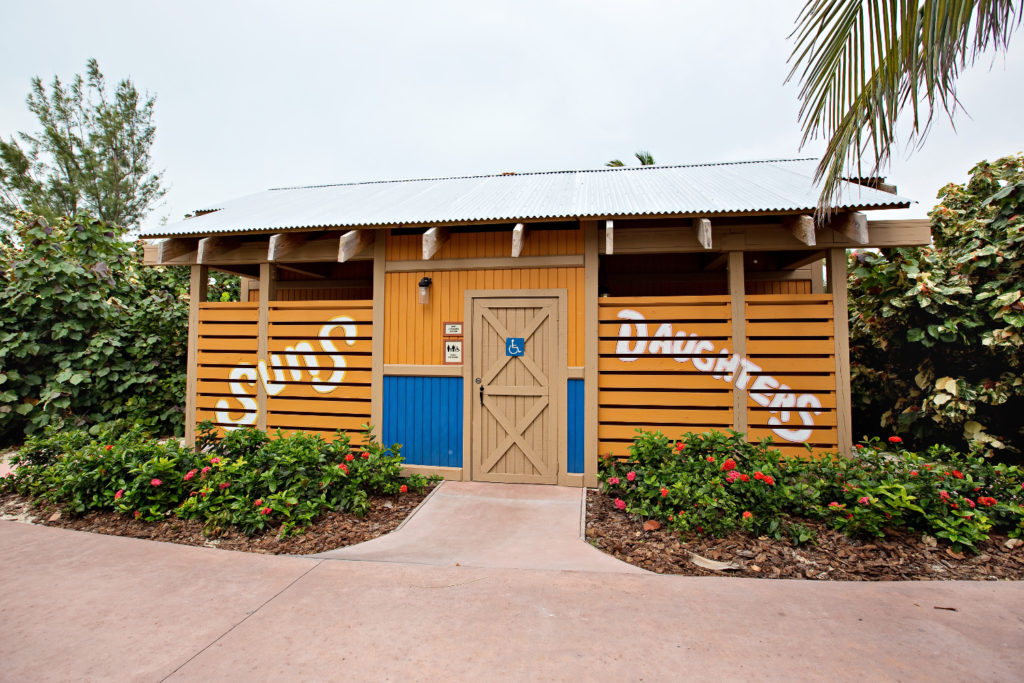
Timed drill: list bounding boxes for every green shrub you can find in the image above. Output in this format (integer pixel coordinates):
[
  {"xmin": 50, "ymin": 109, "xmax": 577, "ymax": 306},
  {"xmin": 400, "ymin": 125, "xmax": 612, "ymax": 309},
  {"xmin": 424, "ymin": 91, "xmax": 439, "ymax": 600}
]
[
  {"xmin": 600, "ymin": 429, "xmax": 1024, "ymax": 551},
  {"xmin": 2, "ymin": 422, "xmax": 434, "ymax": 536}
]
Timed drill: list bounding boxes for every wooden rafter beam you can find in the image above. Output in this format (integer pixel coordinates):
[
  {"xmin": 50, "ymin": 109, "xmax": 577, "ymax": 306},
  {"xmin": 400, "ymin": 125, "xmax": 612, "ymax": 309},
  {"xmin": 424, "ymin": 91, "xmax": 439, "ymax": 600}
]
[
  {"xmin": 338, "ymin": 229, "xmax": 374, "ymax": 263},
  {"xmin": 703, "ymin": 252, "xmax": 728, "ymax": 271},
  {"xmin": 197, "ymin": 236, "xmax": 241, "ymax": 264},
  {"xmin": 276, "ymin": 263, "xmax": 328, "ymax": 279},
  {"xmin": 784, "ymin": 215, "xmax": 816, "ymax": 246},
  {"xmin": 422, "ymin": 226, "xmax": 450, "ymax": 260},
  {"xmin": 268, "ymin": 232, "xmax": 312, "ymax": 262},
  {"xmin": 778, "ymin": 250, "xmax": 827, "ymax": 271},
  {"xmin": 155, "ymin": 238, "xmax": 198, "ymax": 264},
  {"xmin": 210, "ymin": 264, "xmax": 259, "ymax": 279},
  {"xmin": 511, "ymin": 223, "xmax": 527, "ymax": 257},
  {"xmin": 694, "ymin": 218, "xmax": 712, "ymax": 250},
  {"xmin": 605, "ymin": 220, "xmax": 614, "ymax": 255},
  {"xmin": 830, "ymin": 212, "xmax": 869, "ymax": 244}
]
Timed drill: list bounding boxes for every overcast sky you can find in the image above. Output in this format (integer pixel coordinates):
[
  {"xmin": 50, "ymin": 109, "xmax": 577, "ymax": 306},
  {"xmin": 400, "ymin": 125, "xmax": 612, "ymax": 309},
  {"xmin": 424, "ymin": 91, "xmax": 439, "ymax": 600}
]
[{"xmin": 2, "ymin": 0, "xmax": 1022, "ymax": 231}]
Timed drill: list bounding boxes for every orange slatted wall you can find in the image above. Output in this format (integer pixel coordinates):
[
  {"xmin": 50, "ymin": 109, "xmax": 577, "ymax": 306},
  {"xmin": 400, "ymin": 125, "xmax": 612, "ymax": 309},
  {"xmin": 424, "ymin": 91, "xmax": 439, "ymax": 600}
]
[
  {"xmin": 598, "ymin": 294, "xmax": 838, "ymax": 457},
  {"xmin": 195, "ymin": 300, "xmax": 373, "ymax": 444}
]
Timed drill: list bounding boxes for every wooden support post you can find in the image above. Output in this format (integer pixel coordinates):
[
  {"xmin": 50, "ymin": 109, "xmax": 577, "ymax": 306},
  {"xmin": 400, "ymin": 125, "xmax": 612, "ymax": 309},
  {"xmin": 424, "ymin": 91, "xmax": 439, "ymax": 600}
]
[
  {"xmin": 511, "ymin": 223, "xmax": 527, "ymax": 257},
  {"xmin": 421, "ymin": 227, "xmax": 450, "ymax": 260},
  {"xmin": 239, "ymin": 277, "xmax": 252, "ymax": 303},
  {"xmin": 605, "ymin": 220, "xmax": 614, "ymax": 255},
  {"xmin": 185, "ymin": 265, "xmax": 208, "ymax": 446},
  {"xmin": 827, "ymin": 248, "xmax": 852, "ymax": 457},
  {"xmin": 831, "ymin": 212, "xmax": 869, "ymax": 244},
  {"xmin": 338, "ymin": 229, "xmax": 375, "ymax": 262},
  {"xmin": 785, "ymin": 215, "xmax": 817, "ymax": 246},
  {"xmin": 370, "ymin": 232, "xmax": 386, "ymax": 439},
  {"xmin": 256, "ymin": 262, "xmax": 277, "ymax": 432},
  {"xmin": 727, "ymin": 252, "xmax": 747, "ymax": 437},
  {"xmin": 583, "ymin": 220, "xmax": 600, "ymax": 488},
  {"xmin": 694, "ymin": 218, "xmax": 712, "ymax": 250}
]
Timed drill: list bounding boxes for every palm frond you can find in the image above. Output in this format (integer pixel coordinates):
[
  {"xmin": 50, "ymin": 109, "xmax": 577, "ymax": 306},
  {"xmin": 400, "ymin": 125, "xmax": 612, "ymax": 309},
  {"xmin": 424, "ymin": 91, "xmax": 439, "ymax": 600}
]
[
  {"xmin": 605, "ymin": 159, "xmax": 626, "ymax": 167},
  {"xmin": 635, "ymin": 150, "xmax": 656, "ymax": 166},
  {"xmin": 788, "ymin": 0, "xmax": 1022, "ymax": 214}
]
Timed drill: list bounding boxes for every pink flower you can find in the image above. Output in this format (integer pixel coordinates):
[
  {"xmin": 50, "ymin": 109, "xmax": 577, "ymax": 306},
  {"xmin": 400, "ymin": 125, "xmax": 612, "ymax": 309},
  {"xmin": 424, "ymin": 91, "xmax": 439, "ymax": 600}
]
[
  {"xmin": 210, "ymin": 457, "xmax": 221, "ymax": 464},
  {"xmin": 626, "ymin": 471, "xmax": 636, "ymax": 482},
  {"xmin": 614, "ymin": 498, "xmax": 626, "ymax": 510},
  {"xmin": 939, "ymin": 490, "xmax": 950, "ymax": 501},
  {"xmin": 201, "ymin": 466, "xmax": 211, "ymax": 476},
  {"xmin": 660, "ymin": 487, "xmax": 668, "ymax": 497},
  {"xmin": 114, "ymin": 489, "xmax": 123, "ymax": 500},
  {"xmin": 725, "ymin": 470, "xmax": 741, "ymax": 483},
  {"xmin": 219, "ymin": 482, "xmax": 230, "ymax": 490},
  {"xmin": 338, "ymin": 463, "xmax": 349, "ymax": 473},
  {"xmin": 858, "ymin": 496, "xmax": 870, "ymax": 505},
  {"xmin": 184, "ymin": 469, "xmax": 197, "ymax": 481},
  {"xmin": 828, "ymin": 501, "xmax": 841, "ymax": 508},
  {"xmin": 150, "ymin": 478, "xmax": 162, "ymax": 487},
  {"xmin": 260, "ymin": 507, "xmax": 272, "ymax": 515},
  {"xmin": 400, "ymin": 484, "xmax": 408, "ymax": 493},
  {"xmin": 133, "ymin": 510, "xmax": 141, "ymax": 519},
  {"xmin": 965, "ymin": 498, "xmax": 975, "ymax": 508},
  {"xmin": 607, "ymin": 477, "xmax": 620, "ymax": 485},
  {"xmin": 742, "ymin": 511, "xmax": 753, "ymax": 519}
]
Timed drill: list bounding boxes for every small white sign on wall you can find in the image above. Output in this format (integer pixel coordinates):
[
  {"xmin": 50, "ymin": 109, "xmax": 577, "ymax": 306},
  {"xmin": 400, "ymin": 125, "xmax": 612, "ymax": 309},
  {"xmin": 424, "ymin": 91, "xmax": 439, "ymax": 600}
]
[
  {"xmin": 443, "ymin": 322, "xmax": 463, "ymax": 336},
  {"xmin": 444, "ymin": 339, "xmax": 463, "ymax": 365}
]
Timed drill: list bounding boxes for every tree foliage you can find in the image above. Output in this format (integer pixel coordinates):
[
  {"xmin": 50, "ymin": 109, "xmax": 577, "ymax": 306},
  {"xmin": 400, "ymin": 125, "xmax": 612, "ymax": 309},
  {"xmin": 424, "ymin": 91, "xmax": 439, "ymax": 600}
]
[
  {"xmin": 606, "ymin": 150, "xmax": 656, "ymax": 167},
  {"xmin": 0, "ymin": 213, "xmax": 188, "ymax": 443},
  {"xmin": 0, "ymin": 58, "xmax": 164, "ymax": 230},
  {"xmin": 788, "ymin": 1, "xmax": 1022, "ymax": 212},
  {"xmin": 849, "ymin": 153, "xmax": 1024, "ymax": 456}
]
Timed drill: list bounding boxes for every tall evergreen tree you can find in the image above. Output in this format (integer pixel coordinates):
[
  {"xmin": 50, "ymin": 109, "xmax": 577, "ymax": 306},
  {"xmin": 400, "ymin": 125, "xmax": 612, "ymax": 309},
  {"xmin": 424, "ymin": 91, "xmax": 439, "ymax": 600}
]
[{"xmin": 0, "ymin": 58, "xmax": 164, "ymax": 230}]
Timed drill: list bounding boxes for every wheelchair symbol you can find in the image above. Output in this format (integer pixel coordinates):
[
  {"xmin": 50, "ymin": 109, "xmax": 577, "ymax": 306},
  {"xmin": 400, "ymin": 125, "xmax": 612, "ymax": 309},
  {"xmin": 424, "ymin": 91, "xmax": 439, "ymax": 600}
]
[{"xmin": 506, "ymin": 337, "xmax": 524, "ymax": 357}]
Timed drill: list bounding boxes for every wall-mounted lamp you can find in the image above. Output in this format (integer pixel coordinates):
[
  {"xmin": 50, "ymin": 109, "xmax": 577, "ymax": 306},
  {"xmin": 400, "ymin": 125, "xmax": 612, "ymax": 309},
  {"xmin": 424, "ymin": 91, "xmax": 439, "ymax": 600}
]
[{"xmin": 417, "ymin": 276, "xmax": 432, "ymax": 305}]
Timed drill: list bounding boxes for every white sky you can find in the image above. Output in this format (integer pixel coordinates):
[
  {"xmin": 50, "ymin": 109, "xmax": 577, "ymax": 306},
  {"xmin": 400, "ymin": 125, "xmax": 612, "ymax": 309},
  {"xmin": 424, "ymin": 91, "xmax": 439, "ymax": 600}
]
[{"xmin": 2, "ymin": 0, "xmax": 1022, "ymax": 231}]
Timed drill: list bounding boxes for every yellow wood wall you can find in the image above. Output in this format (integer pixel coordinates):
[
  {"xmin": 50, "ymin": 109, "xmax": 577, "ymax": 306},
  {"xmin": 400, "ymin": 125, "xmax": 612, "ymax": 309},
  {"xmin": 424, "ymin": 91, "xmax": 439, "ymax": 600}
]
[
  {"xmin": 385, "ymin": 267, "xmax": 585, "ymax": 365},
  {"xmin": 387, "ymin": 228, "xmax": 583, "ymax": 260}
]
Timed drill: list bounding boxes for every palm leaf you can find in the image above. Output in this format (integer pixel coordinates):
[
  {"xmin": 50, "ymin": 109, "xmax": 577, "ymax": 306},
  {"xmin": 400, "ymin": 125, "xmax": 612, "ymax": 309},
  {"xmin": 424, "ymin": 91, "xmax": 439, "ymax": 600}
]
[{"xmin": 788, "ymin": 0, "xmax": 1022, "ymax": 214}]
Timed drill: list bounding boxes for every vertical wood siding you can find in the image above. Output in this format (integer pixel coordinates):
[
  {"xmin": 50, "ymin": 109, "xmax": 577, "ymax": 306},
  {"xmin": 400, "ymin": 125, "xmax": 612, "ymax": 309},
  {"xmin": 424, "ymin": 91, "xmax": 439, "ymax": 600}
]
[
  {"xmin": 746, "ymin": 280, "xmax": 811, "ymax": 295},
  {"xmin": 597, "ymin": 294, "xmax": 838, "ymax": 457},
  {"xmin": 387, "ymin": 227, "xmax": 583, "ymax": 260},
  {"xmin": 195, "ymin": 300, "xmax": 373, "ymax": 445},
  {"xmin": 567, "ymin": 379, "xmax": 584, "ymax": 474},
  {"xmin": 384, "ymin": 267, "xmax": 585, "ymax": 365},
  {"xmin": 383, "ymin": 376, "xmax": 463, "ymax": 467}
]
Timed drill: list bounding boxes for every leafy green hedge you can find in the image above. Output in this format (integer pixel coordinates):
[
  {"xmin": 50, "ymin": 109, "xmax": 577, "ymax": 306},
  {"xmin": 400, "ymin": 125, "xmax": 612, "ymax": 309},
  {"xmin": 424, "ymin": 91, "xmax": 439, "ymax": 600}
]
[
  {"xmin": 601, "ymin": 430, "xmax": 1024, "ymax": 551},
  {"xmin": 2, "ymin": 422, "xmax": 433, "ymax": 536}
]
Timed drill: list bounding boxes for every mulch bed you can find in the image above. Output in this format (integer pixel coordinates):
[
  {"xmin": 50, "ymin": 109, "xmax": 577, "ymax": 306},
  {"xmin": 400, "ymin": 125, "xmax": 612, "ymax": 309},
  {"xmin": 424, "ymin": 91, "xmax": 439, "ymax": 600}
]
[
  {"xmin": 586, "ymin": 490, "xmax": 1024, "ymax": 580},
  {"xmin": 0, "ymin": 485, "xmax": 435, "ymax": 555}
]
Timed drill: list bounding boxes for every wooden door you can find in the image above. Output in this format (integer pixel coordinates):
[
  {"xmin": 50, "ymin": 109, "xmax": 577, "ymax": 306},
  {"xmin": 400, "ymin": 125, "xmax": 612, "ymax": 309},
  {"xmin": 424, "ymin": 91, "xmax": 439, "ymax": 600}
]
[{"xmin": 470, "ymin": 296, "xmax": 560, "ymax": 484}]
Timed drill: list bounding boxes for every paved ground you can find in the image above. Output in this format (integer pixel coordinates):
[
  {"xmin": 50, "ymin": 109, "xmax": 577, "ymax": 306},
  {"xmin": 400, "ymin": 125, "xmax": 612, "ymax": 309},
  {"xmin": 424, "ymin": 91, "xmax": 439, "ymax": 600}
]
[{"xmin": 1, "ymin": 482, "xmax": 1022, "ymax": 681}]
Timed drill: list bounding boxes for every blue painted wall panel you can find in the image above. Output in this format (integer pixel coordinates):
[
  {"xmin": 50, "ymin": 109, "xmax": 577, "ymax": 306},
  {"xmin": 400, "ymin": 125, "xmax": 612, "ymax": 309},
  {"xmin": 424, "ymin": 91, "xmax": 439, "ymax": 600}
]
[
  {"xmin": 383, "ymin": 376, "xmax": 463, "ymax": 468},
  {"xmin": 567, "ymin": 379, "xmax": 584, "ymax": 474}
]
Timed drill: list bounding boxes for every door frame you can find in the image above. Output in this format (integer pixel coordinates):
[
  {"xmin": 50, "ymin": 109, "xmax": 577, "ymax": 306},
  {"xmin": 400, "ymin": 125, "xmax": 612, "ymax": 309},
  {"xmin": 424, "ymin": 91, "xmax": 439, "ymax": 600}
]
[{"xmin": 462, "ymin": 288, "xmax": 569, "ymax": 484}]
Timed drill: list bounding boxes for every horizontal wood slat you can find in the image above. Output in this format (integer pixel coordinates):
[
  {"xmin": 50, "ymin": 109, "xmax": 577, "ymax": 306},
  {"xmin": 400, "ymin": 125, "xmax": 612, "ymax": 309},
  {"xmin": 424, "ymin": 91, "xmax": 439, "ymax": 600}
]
[
  {"xmin": 599, "ymin": 389, "xmax": 734, "ymax": 407},
  {"xmin": 599, "ymin": 407, "xmax": 734, "ymax": 425},
  {"xmin": 598, "ymin": 322, "xmax": 732, "ymax": 337}
]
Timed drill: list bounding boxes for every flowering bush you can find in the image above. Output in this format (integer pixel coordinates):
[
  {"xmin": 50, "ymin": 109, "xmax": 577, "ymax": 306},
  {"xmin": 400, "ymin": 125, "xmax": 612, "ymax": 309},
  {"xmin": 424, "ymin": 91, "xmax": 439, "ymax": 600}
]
[
  {"xmin": 2, "ymin": 422, "xmax": 435, "ymax": 535},
  {"xmin": 600, "ymin": 429, "xmax": 1024, "ymax": 551}
]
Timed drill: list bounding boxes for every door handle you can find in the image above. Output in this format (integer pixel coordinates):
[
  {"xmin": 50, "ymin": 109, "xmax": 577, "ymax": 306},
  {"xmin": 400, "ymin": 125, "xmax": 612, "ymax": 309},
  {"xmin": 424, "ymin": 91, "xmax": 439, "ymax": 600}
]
[{"xmin": 479, "ymin": 384, "xmax": 484, "ymax": 406}]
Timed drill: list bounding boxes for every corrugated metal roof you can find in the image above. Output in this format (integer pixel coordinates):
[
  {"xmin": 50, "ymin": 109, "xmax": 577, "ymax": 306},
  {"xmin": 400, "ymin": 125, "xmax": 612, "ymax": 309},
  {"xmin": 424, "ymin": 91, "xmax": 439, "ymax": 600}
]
[{"xmin": 142, "ymin": 158, "xmax": 911, "ymax": 237}]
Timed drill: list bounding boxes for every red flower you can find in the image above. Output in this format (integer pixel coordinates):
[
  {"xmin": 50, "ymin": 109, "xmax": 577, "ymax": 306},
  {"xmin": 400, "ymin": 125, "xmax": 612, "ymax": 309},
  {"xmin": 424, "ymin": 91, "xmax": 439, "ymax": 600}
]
[
  {"xmin": 133, "ymin": 510, "xmax": 141, "ymax": 519},
  {"xmin": 846, "ymin": 514, "xmax": 853, "ymax": 519},
  {"xmin": 763, "ymin": 475, "xmax": 775, "ymax": 486},
  {"xmin": 888, "ymin": 436, "xmax": 902, "ymax": 444},
  {"xmin": 706, "ymin": 456, "xmax": 714, "ymax": 462},
  {"xmin": 742, "ymin": 511, "xmax": 752, "ymax": 519},
  {"xmin": 951, "ymin": 470, "xmax": 964, "ymax": 479},
  {"xmin": 114, "ymin": 489, "xmax": 123, "ymax": 500},
  {"xmin": 260, "ymin": 507, "xmax": 272, "ymax": 515},
  {"xmin": 950, "ymin": 503, "xmax": 959, "ymax": 510},
  {"xmin": 104, "ymin": 445, "xmax": 113, "ymax": 452},
  {"xmin": 338, "ymin": 463, "xmax": 349, "ymax": 474},
  {"xmin": 614, "ymin": 498, "xmax": 626, "ymax": 510},
  {"xmin": 827, "ymin": 501, "xmax": 841, "ymax": 508},
  {"xmin": 201, "ymin": 466, "xmax": 211, "ymax": 476},
  {"xmin": 360, "ymin": 451, "xmax": 370, "ymax": 459},
  {"xmin": 210, "ymin": 457, "xmax": 221, "ymax": 464},
  {"xmin": 978, "ymin": 497, "xmax": 997, "ymax": 507},
  {"xmin": 858, "ymin": 496, "xmax": 870, "ymax": 505},
  {"xmin": 720, "ymin": 458, "xmax": 736, "ymax": 472},
  {"xmin": 754, "ymin": 472, "xmax": 764, "ymax": 480},
  {"xmin": 739, "ymin": 474, "xmax": 749, "ymax": 482},
  {"xmin": 965, "ymin": 498, "xmax": 976, "ymax": 508},
  {"xmin": 219, "ymin": 482, "xmax": 230, "ymax": 490},
  {"xmin": 909, "ymin": 470, "xmax": 919, "ymax": 477},
  {"xmin": 854, "ymin": 444, "xmax": 864, "ymax": 450},
  {"xmin": 939, "ymin": 490, "xmax": 950, "ymax": 501},
  {"xmin": 189, "ymin": 491, "xmax": 198, "ymax": 497},
  {"xmin": 626, "ymin": 471, "xmax": 636, "ymax": 482},
  {"xmin": 400, "ymin": 484, "xmax": 408, "ymax": 493},
  {"xmin": 184, "ymin": 469, "xmax": 197, "ymax": 481},
  {"xmin": 150, "ymin": 478, "xmax": 162, "ymax": 487},
  {"xmin": 345, "ymin": 453, "xmax": 355, "ymax": 462},
  {"xmin": 660, "ymin": 487, "xmax": 668, "ymax": 497},
  {"xmin": 254, "ymin": 499, "xmax": 263, "ymax": 506},
  {"xmin": 674, "ymin": 442, "xmax": 685, "ymax": 452}
]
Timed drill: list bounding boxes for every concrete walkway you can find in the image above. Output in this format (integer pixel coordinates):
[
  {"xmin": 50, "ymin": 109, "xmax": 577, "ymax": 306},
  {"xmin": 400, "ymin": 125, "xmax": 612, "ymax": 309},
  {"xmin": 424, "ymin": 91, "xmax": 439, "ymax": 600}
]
[
  {"xmin": 316, "ymin": 481, "xmax": 644, "ymax": 572},
  {"xmin": 2, "ymin": 501, "xmax": 1023, "ymax": 681}
]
